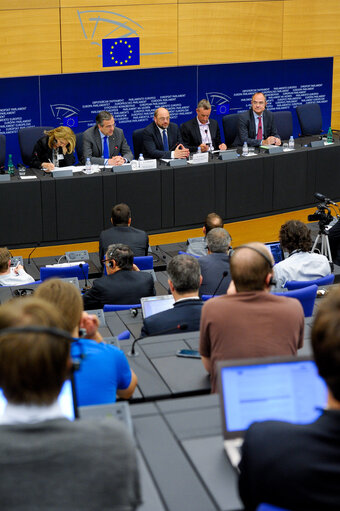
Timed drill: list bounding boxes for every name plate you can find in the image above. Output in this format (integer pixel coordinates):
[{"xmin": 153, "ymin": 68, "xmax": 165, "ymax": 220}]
[
  {"xmin": 52, "ymin": 169, "xmax": 73, "ymax": 178},
  {"xmin": 264, "ymin": 146, "xmax": 283, "ymax": 154},
  {"xmin": 219, "ymin": 151, "xmax": 239, "ymax": 161},
  {"xmin": 310, "ymin": 140, "xmax": 324, "ymax": 148},
  {"xmin": 0, "ymin": 174, "xmax": 11, "ymax": 182},
  {"xmin": 169, "ymin": 159, "xmax": 187, "ymax": 167},
  {"xmin": 192, "ymin": 152, "xmax": 209, "ymax": 163},
  {"xmin": 113, "ymin": 164, "xmax": 132, "ymax": 173},
  {"xmin": 138, "ymin": 159, "xmax": 157, "ymax": 170}
]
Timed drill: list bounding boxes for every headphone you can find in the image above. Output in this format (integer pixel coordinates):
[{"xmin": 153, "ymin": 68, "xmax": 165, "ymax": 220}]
[
  {"xmin": 0, "ymin": 326, "xmax": 84, "ymax": 371},
  {"xmin": 233, "ymin": 245, "xmax": 277, "ymax": 286},
  {"xmin": 108, "ymin": 260, "xmax": 114, "ymax": 268}
]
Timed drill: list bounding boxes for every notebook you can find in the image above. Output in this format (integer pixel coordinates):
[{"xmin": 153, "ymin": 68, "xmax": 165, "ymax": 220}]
[
  {"xmin": 0, "ymin": 375, "xmax": 78, "ymax": 421},
  {"xmin": 265, "ymin": 241, "xmax": 285, "ymax": 264},
  {"xmin": 217, "ymin": 356, "xmax": 327, "ymax": 470},
  {"xmin": 140, "ymin": 294, "xmax": 175, "ymax": 318}
]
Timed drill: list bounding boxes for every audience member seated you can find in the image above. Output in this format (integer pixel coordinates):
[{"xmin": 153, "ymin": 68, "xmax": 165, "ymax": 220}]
[
  {"xmin": 83, "ymin": 243, "xmax": 155, "ymax": 310},
  {"xmin": 30, "ymin": 126, "xmax": 76, "ymax": 172},
  {"xmin": 35, "ymin": 278, "xmax": 137, "ymax": 406},
  {"xmin": 186, "ymin": 212, "xmax": 224, "ymax": 257},
  {"xmin": 239, "ymin": 285, "xmax": 340, "ymax": 511},
  {"xmin": 0, "ymin": 247, "xmax": 34, "ymax": 286},
  {"xmin": 0, "ymin": 297, "xmax": 140, "ymax": 510},
  {"xmin": 198, "ymin": 227, "xmax": 232, "ymax": 297},
  {"xmin": 200, "ymin": 242, "xmax": 304, "ymax": 392},
  {"xmin": 143, "ymin": 107, "xmax": 189, "ymax": 160},
  {"xmin": 274, "ymin": 219, "xmax": 331, "ymax": 289},
  {"xmin": 180, "ymin": 99, "xmax": 227, "ymax": 153},
  {"xmin": 82, "ymin": 110, "xmax": 133, "ymax": 166},
  {"xmin": 235, "ymin": 91, "xmax": 281, "ymax": 147},
  {"xmin": 99, "ymin": 203, "xmax": 149, "ymax": 267},
  {"xmin": 141, "ymin": 254, "xmax": 203, "ymax": 337}
]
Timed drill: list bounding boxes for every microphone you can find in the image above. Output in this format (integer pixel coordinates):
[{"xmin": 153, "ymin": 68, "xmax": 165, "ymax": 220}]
[
  {"xmin": 79, "ymin": 263, "xmax": 91, "ymax": 290},
  {"xmin": 27, "ymin": 243, "xmax": 40, "ymax": 265},
  {"xmin": 211, "ymin": 270, "xmax": 229, "ymax": 297},
  {"xmin": 128, "ymin": 323, "xmax": 188, "ymax": 357},
  {"xmin": 314, "ymin": 192, "xmax": 338, "ymax": 206}
]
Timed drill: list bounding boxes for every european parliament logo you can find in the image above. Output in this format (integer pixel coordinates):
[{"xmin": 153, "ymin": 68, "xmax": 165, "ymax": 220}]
[{"xmin": 102, "ymin": 38, "xmax": 140, "ymax": 67}]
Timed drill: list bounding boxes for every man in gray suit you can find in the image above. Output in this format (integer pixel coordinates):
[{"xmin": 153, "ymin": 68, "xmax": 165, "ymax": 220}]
[{"xmin": 82, "ymin": 110, "xmax": 133, "ymax": 165}]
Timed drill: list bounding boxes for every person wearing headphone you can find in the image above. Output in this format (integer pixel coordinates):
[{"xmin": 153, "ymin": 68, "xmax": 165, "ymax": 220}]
[
  {"xmin": 83, "ymin": 243, "xmax": 155, "ymax": 311},
  {"xmin": 30, "ymin": 126, "xmax": 76, "ymax": 172},
  {"xmin": 0, "ymin": 297, "xmax": 141, "ymax": 509},
  {"xmin": 199, "ymin": 242, "xmax": 304, "ymax": 392}
]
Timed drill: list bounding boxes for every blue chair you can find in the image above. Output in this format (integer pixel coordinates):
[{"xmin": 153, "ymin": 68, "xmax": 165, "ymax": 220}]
[
  {"xmin": 285, "ymin": 274, "xmax": 334, "ymax": 290},
  {"xmin": 18, "ymin": 126, "xmax": 54, "ymax": 166},
  {"xmin": 117, "ymin": 330, "xmax": 130, "ymax": 340},
  {"xmin": 202, "ymin": 294, "xmax": 213, "ymax": 301},
  {"xmin": 133, "ymin": 256, "xmax": 153, "ymax": 270},
  {"xmin": 272, "ymin": 284, "xmax": 318, "ymax": 317},
  {"xmin": 75, "ymin": 131, "xmax": 83, "ymax": 164},
  {"xmin": 257, "ymin": 504, "xmax": 292, "ymax": 511},
  {"xmin": 296, "ymin": 103, "xmax": 323, "ymax": 136},
  {"xmin": 222, "ymin": 114, "xmax": 239, "ymax": 146},
  {"xmin": 103, "ymin": 304, "xmax": 141, "ymax": 312},
  {"xmin": 0, "ymin": 133, "xmax": 6, "ymax": 168},
  {"xmin": 178, "ymin": 250, "xmax": 200, "ymax": 259},
  {"xmin": 132, "ymin": 128, "xmax": 144, "ymax": 159},
  {"xmin": 273, "ymin": 111, "xmax": 293, "ymax": 141},
  {"xmin": 40, "ymin": 263, "xmax": 89, "ymax": 282}
]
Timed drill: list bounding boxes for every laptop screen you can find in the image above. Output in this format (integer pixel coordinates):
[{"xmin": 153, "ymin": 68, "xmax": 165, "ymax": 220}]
[
  {"xmin": 0, "ymin": 377, "xmax": 78, "ymax": 421},
  {"xmin": 265, "ymin": 241, "xmax": 284, "ymax": 264},
  {"xmin": 141, "ymin": 294, "xmax": 175, "ymax": 318},
  {"xmin": 218, "ymin": 357, "xmax": 327, "ymax": 438}
]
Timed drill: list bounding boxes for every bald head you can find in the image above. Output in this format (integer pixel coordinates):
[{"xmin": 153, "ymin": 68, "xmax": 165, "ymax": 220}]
[
  {"xmin": 230, "ymin": 242, "xmax": 274, "ymax": 292},
  {"xmin": 154, "ymin": 108, "xmax": 170, "ymax": 129}
]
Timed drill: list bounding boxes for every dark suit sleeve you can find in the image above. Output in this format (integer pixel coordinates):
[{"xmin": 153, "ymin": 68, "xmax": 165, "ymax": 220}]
[
  {"xmin": 264, "ymin": 111, "xmax": 280, "ymax": 140},
  {"xmin": 30, "ymin": 137, "xmax": 51, "ymax": 168},
  {"xmin": 83, "ymin": 281, "xmax": 103, "ymax": 310},
  {"xmin": 213, "ymin": 123, "xmax": 223, "ymax": 149},
  {"xmin": 115, "ymin": 129, "xmax": 133, "ymax": 162},
  {"xmin": 238, "ymin": 112, "xmax": 261, "ymax": 147},
  {"xmin": 169, "ymin": 124, "xmax": 184, "ymax": 151},
  {"xmin": 180, "ymin": 121, "xmax": 200, "ymax": 153},
  {"xmin": 82, "ymin": 128, "xmax": 104, "ymax": 165},
  {"xmin": 143, "ymin": 125, "xmax": 170, "ymax": 159}
]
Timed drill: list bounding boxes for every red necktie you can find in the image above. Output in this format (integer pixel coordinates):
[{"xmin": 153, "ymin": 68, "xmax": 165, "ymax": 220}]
[{"xmin": 257, "ymin": 116, "xmax": 263, "ymax": 140}]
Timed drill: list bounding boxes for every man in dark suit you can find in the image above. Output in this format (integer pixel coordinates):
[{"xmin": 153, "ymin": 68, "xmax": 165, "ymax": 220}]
[
  {"xmin": 180, "ymin": 99, "xmax": 227, "ymax": 153},
  {"xmin": 236, "ymin": 92, "xmax": 281, "ymax": 147},
  {"xmin": 99, "ymin": 203, "xmax": 149, "ymax": 267},
  {"xmin": 238, "ymin": 285, "xmax": 340, "ymax": 511},
  {"xmin": 83, "ymin": 244, "xmax": 155, "ymax": 310},
  {"xmin": 142, "ymin": 107, "xmax": 189, "ymax": 159},
  {"xmin": 198, "ymin": 227, "xmax": 231, "ymax": 297},
  {"xmin": 141, "ymin": 254, "xmax": 203, "ymax": 337},
  {"xmin": 82, "ymin": 110, "xmax": 133, "ymax": 165}
]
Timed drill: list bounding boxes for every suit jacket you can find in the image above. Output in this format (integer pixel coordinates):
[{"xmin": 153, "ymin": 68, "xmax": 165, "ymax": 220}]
[
  {"xmin": 82, "ymin": 125, "xmax": 133, "ymax": 165},
  {"xmin": 142, "ymin": 122, "xmax": 183, "ymax": 159},
  {"xmin": 239, "ymin": 410, "xmax": 340, "ymax": 511},
  {"xmin": 198, "ymin": 252, "xmax": 231, "ymax": 297},
  {"xmin": 180, "ymin": 118, "xmax": 223, "ymax": 153},
  {"xmin": 141, "ymin": 298, "xmax": 203, "ymax": 337},
  {"xmin": 83, "ymin": 270, "xmax": 155, "ymax": 310},
  {"xmin": 235, "ymin": 109, "xmax": 280, "ymax": 147},
  {"xmin": 99, "ymin": 225, "xmax": 149, "ymax": 265},
  {"xmin": 30, "ymin": 136, "xmax": 75, "ymax": 169}
]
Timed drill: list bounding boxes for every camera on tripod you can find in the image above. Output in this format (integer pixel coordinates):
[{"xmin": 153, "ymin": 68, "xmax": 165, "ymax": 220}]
[{"xmin": 308, "ymin": 193, "xmax": 334, "ymax": 232}]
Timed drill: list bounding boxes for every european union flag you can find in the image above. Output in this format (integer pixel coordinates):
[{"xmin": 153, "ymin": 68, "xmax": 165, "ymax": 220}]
[
  {"xmin": 216, "ymin": 103, "xmax": 230, "ymax": 115},
  {"xmin": 63, "ymin": 116, "xmax": 78, "ymax": 128},
  {"xmin": 102, "ymin": 38, "xmax": 140, "ymax": 67}
]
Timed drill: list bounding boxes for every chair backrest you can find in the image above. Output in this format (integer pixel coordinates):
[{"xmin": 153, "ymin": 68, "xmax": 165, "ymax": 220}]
[
  {"xmin": 75, "ymin": 132, "xmax": 83, "ymax": 164},
  {"xmin": 132, "ymin": 128, "xmax": 144, "ymax": 159},
  {"xmin": 285, "ymin": 273, "xmax": 334, "ymax": 290},
  {"xmin": 178, "ymin": 250, "xmax": 200, "ymax": 259},
  {"xmin": 295, "ymin": 103, "xmax": 323, "ymax": 136},
  {"xmin": 18, "ymin": 126, "xmax": 54, "ymax": 166},
  {"xmin": 201, "ymin": 294, "xmax": 213, "ymax": 301},
  {"xmin": 272, "ymin": 284, "xmax": 317, "ymax": 317},
  {"xmin": 0, "ymin": 133, "xmax": 6, "ymax": 168},
  {"xmin": 222, "ymin": 114, "xmax": 239, "ymax": 146},
  {"xmin": 133, "ymin": 255, "xmax": 153, "ymax": 270},
  {"xmin": 256, "ymin": 504, "xmax": 292, "ymax": 511},
  {"xmin": 40, "ymin": 263, "xmax": 89, "ymax": 282},
  {"xmin": 272, "ymin": 111, "xmax": 293, "ymax": 141},
  {"xmin": 103, "ymin": 304, "xmax": 141, "ymax": 312}
]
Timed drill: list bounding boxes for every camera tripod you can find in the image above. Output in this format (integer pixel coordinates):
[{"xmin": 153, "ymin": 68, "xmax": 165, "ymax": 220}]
[{"xmin": 311, "ymin": 225, "xmax": 334, "ymax": 271}]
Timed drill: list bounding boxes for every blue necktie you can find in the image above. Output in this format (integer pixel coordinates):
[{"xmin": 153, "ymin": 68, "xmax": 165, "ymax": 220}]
[
  {"xmin": 103, "ymin": 136, "xmax": 110, "ymax": 159},
  {"xmin": 162, "ymin": 130, "xmax": 169, "ymax": 151}
]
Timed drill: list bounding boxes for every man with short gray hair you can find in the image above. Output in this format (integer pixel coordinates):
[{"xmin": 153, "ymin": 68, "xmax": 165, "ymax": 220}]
[
  {"xmin": 141, "ymin": 254, "xmax": 203, "ymax": 337},
  {"xmin": 82, "ymin": 110, "xmax": 133, "ymax": 166},
  {"xmin": 198, "ymin": 227, "xmax": 232, "ymax": 297}
]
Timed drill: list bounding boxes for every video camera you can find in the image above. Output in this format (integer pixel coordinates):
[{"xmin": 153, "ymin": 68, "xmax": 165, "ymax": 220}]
[{"xmin": 308, "ymin": 193, "xmax": 335, "ymax": 230}]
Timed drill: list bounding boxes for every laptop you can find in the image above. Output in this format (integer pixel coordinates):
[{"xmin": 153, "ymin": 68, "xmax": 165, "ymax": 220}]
[
  {"xmin": 0, "ymin": 375, "xmax": 78, "ymax": 421},
  {"xmin": 140, "ymin": 294, "xmax": 175, "ymax": 318},
  {"xmin": 265, "ymin": 241, "xmax": 285, "ymax": 264},
  {"xmin": 217, "ymin": 356, "xmax": 327, "ymax": 470}
]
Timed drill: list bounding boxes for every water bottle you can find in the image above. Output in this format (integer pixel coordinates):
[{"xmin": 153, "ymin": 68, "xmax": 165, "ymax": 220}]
[
  {"xmin": 197, "ymin": 147, "xmax": 201, "ymax": 154},
  {"xmin": 327, "ymin": 127, "xmax": 333, "ymax": 143},
  {"xmin": 288, "ymin": 136, "xmax": 295, "ymax": 149},
  {"xmin": 7, "ymin": 154, "xmax": 14, "ymax": 175},
  {"xmin": 138, "ymin": 153, "xmax": 144, "ymax": 168},
  {"xmin": 85, "ymin": 157, "xmax": 92, "ymax": 174},
  {"xmin": 242, "ymin": 142, "xmax": 248, "ymax": 156}
]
